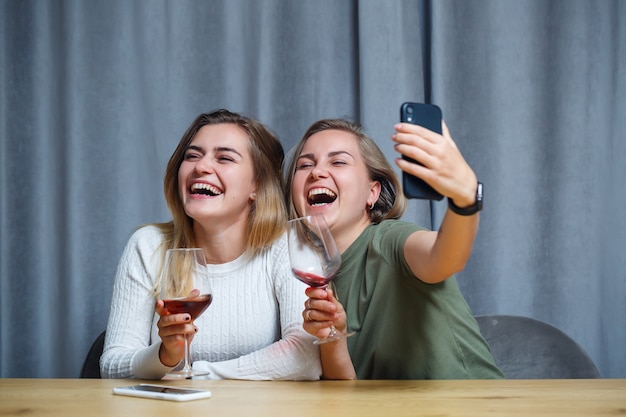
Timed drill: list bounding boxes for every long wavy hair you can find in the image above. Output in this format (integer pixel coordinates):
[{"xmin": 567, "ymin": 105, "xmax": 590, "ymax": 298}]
[
  {"xmin": 284, "ymin": 118, "xmax": 407, "ymax": 222},
  {"xmin": 154, "ymin": 109, "xmax": 286, "ymax": 297}
]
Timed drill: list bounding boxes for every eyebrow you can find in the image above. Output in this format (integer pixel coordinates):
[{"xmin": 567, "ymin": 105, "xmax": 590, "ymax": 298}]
[
  {"xmin": 186, "ymin": 145, "xmax": 243, "ymax": 157},
  {"xmin": 297, "ymin": 150, "xmax": 355, "ymax": 160}
]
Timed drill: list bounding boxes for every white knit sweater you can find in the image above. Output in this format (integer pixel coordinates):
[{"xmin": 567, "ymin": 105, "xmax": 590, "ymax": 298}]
[{"xmin": 100, "ymin": 225, "xmax": 321, "ymax": 380}]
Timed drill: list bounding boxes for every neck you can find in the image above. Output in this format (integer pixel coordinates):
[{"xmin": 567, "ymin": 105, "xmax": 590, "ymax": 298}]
[
  {"xmin": 193, "ymin": 221, "xmax": 248, "ymax": 264},
  {"xmin": 333, "ymin": 218, "xmax": 371, "ymax": 254}
]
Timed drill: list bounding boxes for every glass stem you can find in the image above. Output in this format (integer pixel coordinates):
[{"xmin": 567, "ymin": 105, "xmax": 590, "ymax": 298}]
[
  {"xmin": 182, "ymin": 335, "xmax": 192, "ymax": 373},
  {"xmin": 326, "ymin": 283, "xmax": 339, "ymax": 337}
]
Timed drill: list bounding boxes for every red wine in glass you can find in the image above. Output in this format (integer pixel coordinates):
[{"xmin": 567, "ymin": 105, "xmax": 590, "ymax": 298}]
[
  {"xmin": 163, "ymin": 294, "xmax": 213, "ymax": 320},
  {"xmin": 292, "ymin": 269, "xmax": 335, "ymax": 289},
  {"xmin": 160, "ymin": 248, "xmax": 213, "ymax": 379}
]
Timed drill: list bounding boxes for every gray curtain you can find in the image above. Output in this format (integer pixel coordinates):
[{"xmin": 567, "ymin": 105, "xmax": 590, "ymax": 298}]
[{"xmin": 1, "ymin": 0, "xmax": 624, "ymax": 378}]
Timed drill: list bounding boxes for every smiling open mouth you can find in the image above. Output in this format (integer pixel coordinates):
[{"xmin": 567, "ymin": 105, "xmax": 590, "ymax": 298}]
[
  {"xmin": 191, "ymin": 183, "xmax": 222, "ymax": 196},
  {"xmin": 307, "ymin": 188, "xmax": 337, "ymax": 206}
]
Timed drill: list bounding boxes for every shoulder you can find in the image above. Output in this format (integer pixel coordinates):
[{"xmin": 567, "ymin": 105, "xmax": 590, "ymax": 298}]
[
  {"xmin": 369, "ymin": 220, "xmax": 422, "ymax": 245},
  {"xmin": 241, "ymin": 232, "xmax": 289, "ymax": 273},
  {"xmin": 259, "ymin": 231, "xmax": 289, "ymax": 260},
  {"xmin": 253, "ymin": 232, "xmax": 293, "ymax": 284},
  {"xmin": 119, "ymin": 225, "xmax": 164, "ymax": 263},
  {"xmin": 344, "ymin": 220, "xmax": 422, "ymax": 268},
  {"xmin": 112, "ymin": 225, "xmax": 165, "ymax": 288},
  {"xmin": 126, "ymin": 225, "xmax": 164, "ymax": 249},
  {"xmin": 375, "ymin": 219, "xmax": 423, "ymax": 232}
]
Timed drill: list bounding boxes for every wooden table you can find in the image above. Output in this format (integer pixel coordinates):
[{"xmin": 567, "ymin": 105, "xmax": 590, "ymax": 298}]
[{"xmin": 0, "ymin": 378, "xmax": 624, "ymax": 416}]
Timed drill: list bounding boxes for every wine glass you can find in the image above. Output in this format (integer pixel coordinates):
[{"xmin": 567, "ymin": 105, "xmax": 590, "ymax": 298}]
[
  {"xmin": 160, "ymin": 248, "xmax": 213, "ymax": 379},
  {"xmin": 287, "ymin": 214, "xmax": 350, "ymax": 344}
]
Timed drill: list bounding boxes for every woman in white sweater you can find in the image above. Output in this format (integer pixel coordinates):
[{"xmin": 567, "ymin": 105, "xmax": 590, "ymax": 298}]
[{"xmin": 100, "ymin": 109, "xmax": 321, "ymax": 380}]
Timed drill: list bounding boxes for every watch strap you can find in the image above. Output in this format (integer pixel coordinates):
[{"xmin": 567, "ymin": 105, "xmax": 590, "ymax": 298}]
[{"xmin": 448, "ymin": 182, "xmax": 483, "ymax": 216}]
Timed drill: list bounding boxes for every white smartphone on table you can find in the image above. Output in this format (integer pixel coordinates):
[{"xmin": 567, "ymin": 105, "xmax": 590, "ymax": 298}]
[{"xmin": 112, "ymin": 384, "xmax": 212, "ymax": 402}]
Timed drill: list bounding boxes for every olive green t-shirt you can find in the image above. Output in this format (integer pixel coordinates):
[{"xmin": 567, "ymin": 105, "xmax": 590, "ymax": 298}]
[{"xmin": 334, "ymin": 220, "xmax": 503, "ymax": 379}]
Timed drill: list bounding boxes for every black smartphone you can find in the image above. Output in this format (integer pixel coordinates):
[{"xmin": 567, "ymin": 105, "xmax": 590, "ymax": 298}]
[{"xmin": 399, "ymin": 102, "xmax": 444, "ymax": 200}]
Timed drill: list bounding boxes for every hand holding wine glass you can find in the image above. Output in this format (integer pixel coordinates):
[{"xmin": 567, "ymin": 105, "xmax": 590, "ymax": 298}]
[
  {"xmin": 287, "ymin": 214, "xmax": 351, "ymax": 344},
  {"xmin": 303, "ymin": 285, "xmax": 351, "ymax": 339},
  {"xmin": 159, "ymin": 248, "xmax": 213, "ymax": 379}
]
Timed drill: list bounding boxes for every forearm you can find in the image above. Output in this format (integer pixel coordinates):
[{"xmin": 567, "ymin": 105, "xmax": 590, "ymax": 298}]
[
  {"xmin": 101, "ymin": 320, "xmax": 173, "ymax": 379},
  {"xmin": 193, "ymin": 328, "xmax": 321, "ymax": 380},
  {"xmin": 405, "ymin": 211, "xmax": 479, "ymax": 283},
  {"xmin": 320, "ymin": 339, "xmax": 356, "ymax": 380},
  {"xmin": 101, "ymin": 293, "xmax": 172, "ymax": 379},
  {"xmin": 431, "ymin": 209, "xmax": 479, "ymax": 276},
  {"xmin": 430, "ymin": 170, "xmax": 481, "ymax": 276}
]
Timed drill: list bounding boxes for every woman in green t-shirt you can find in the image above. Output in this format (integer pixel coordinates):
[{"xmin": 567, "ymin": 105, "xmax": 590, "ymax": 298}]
[{"xmin": 284, "ymin": 118, "xmax": 503, "ymax": 380}]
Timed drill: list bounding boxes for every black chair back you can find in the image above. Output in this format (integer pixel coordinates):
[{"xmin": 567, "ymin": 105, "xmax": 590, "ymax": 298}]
[{"xmin": 80, "ymin": 331, "xmax": 106, "ymax": 378}]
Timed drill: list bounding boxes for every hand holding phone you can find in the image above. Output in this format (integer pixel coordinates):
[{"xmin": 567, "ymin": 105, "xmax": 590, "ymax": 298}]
[
  {"xmin": 112, "ymin": 384, "xmax": 212, "ymax": 402},
  {"xmin": 399, "ymin": 102, "xmax": 444, "ymax": 200}
]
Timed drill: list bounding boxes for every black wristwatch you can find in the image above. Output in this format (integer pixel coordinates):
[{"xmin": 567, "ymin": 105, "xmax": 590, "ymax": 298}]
[{"xmin": 448, "ymin": 182, "xmax": 483, "ymax": 216}]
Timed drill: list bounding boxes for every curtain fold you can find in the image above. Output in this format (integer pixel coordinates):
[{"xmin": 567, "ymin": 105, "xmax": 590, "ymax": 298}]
[{"xmin": 1, "ymin": 0, "xmax": 624, "ymax": 378}]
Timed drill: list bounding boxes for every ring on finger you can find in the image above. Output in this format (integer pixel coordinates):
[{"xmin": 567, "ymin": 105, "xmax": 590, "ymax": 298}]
[{"xmin": 305, "ymin": 310, "xmax": 313, "ymax": 322}]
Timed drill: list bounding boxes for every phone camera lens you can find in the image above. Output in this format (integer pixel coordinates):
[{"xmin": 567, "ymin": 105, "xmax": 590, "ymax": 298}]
[{"xmin": 406, "ymin": 106, "xmax": 413, "ymax": 114}]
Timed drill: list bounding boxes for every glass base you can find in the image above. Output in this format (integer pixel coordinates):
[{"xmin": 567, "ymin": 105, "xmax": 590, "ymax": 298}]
[
  {"xmin": 313, "ymin": 330, "xmax": 355, "ymax": 345},
  {"xmin": 163, "ymin": 369, "xmax": 210, "ymax": 380}
]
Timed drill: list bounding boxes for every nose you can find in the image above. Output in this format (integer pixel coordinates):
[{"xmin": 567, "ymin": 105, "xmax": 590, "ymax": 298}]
[
  {"xmin": 310, "ymin": 165, "xmax": 328, "ymax": 179},
  {"xmin": 194, "ymin": 155, "xmax": 214, "ymax": 175}
]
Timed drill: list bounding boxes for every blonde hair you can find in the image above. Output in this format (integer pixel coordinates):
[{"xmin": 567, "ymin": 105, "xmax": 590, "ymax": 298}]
[{"xmin": 285, "ymin": 118, "xmax": 407, "ymax": 222}]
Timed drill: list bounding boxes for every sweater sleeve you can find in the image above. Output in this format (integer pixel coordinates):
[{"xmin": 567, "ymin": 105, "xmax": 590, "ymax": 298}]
[
  {"xmin": 100, "ymin": 227, "xmax": 175, "ymax": 379},
  {"xmin": 192, "ymin": 237, "xmax": 322, "ymax": 380}
]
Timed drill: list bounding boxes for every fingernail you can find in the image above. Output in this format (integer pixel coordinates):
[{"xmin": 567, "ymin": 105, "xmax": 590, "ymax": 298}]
[{"xmin": 185, "ymin": 315, "xmax": 191, "ymax": 321}]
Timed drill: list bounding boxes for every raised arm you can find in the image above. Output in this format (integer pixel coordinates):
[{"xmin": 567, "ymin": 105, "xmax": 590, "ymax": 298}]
[{"xmin": 393, "ymin": 121, "xmax": 481, "ymax": 284}]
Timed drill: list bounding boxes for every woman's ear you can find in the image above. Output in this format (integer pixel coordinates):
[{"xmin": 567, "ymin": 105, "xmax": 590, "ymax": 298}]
[
  {"xmin": 368, "ymin": 181, "xmax": 381, "ymax": 207},
  {"xmin": 367, "ymin": 181, "xmax": 381, "ymax": 211}
]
